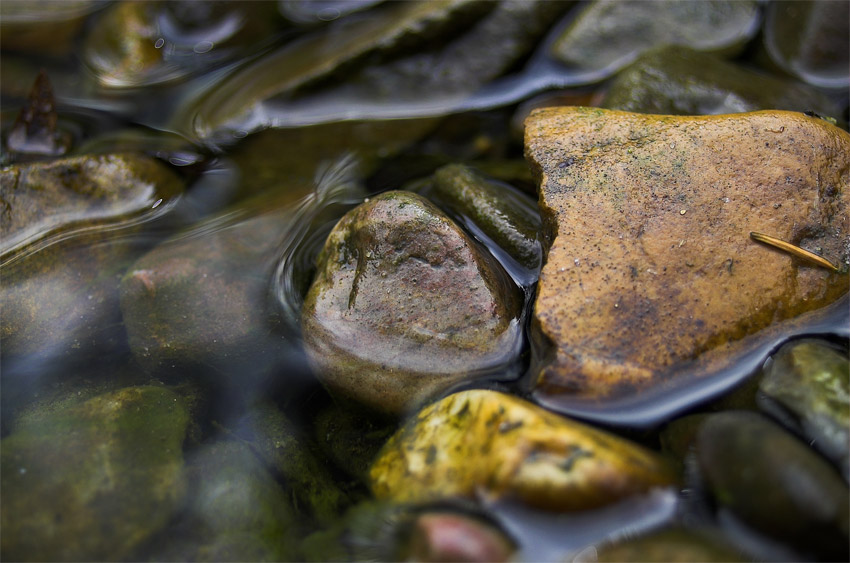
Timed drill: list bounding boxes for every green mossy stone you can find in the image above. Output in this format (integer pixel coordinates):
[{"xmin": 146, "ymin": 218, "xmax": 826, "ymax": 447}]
[
  {"xmin": 696, "ymin": 411, "xmax": 849, "ymax": 560},
  {"xmin": 595, "ymin": 527, "xmax": 748, "ymax": 562},
  {"xmin": 431, "ymin": 163, "xmax": 541, "ymax": 270},
  {"xmin": 603, "ymin": 46, "xmax": 843, "ymax": 123},
  {"xmin": 0, "ymin": 386, "xmax": 190, "ymax": 561},
  {"xmin": 759, "ymin": 339, "xmax": 850, "ymax": 479}
]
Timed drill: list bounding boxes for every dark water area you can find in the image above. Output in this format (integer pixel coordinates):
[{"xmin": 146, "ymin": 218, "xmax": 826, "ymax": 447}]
[{"xmin": 2, "ymin": 1, "xmax": 849, "ymax": 561}]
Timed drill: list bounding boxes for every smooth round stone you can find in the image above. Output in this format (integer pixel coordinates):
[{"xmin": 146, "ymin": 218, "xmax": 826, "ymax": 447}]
[{"xmin": 301, "ymin": 191, "xmax": 522, "ymax": 415}]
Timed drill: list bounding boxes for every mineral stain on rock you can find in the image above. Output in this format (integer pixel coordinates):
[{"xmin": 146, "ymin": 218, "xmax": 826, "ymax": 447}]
[
  {"xmin": 524, "ymin": 108, "xmax": 849, "ymax": 408},
  {"xmin": 301, "ymin": 190, "xmax": 522, "ymax": 414}
]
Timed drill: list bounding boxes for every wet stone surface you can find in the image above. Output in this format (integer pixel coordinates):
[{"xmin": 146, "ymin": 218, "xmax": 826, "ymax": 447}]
[
  {"xmin": 524, "ymin": 108, "xmax": 850, "ymax": 404},
  {"xmin": 0, "ymin": 386, "xmax": 190, "ymax": 561},
  {"xmin": 370, "ymin": 389, "xmax": 677, "ymax": 511},
  {"xmin": 301, "ymin": 190, "xmax": 523, "ymax": 415}
]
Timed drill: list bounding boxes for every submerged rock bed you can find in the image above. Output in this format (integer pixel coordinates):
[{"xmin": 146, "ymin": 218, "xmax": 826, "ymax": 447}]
[{"xmin": 1, "ymin": 1, "xmax": 848, "ymax": 561}]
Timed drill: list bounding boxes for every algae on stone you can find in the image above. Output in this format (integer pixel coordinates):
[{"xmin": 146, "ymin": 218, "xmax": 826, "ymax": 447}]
[
  {"xmin": 301, "ymin": 191, "xmax": 523, "ymax": 414},
  {"xmin": 524, "ymin": 108, "xmax": 849, "ymax": 403},
  {"xmin": 0, "ymin": 386, "xmax": 190, "ymax": 561},
  {"xmin": 370, "ymin": 389, "xmax": 677, "ymax": 511}
]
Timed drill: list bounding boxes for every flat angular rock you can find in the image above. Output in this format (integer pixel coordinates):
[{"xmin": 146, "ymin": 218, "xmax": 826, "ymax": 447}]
[
  {"xmin": 369, "ymin": 389, "xmax": 677, "ymax": 511},
  {"xmin": 524, "ymin": 108, "xmax": 849, "ymax": 405},
  {"xmin": 301, "ymin": 191, "xmax": 522, "ymax": 414}
]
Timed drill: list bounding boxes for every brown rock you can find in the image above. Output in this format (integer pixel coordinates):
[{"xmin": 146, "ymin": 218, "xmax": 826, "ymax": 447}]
[
  {"xmin": 301, "ymin": 191, "xmax": 522, "ymax": 415},
  {"xmin": 524, "ymin": 108, "xmax": 849, "ymax": 400}
]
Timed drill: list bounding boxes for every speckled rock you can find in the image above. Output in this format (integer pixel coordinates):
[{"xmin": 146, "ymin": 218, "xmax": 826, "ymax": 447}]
[
  {"xmin": 524, "ymin": 108, "xmax": 849, "ymax": 403},
  {"xmin": 759, "ymin": 339, "xmax": 849, "ymax": 479},
  {"xmin": 0, "ymin": 386, "xmax": 189, "ymax": 561},
  {"xmin": 370, "ymin": 389, "xmax": 677, "ymax": 510},
  {"xmin": 696, "ymin": 411, "xmax": 849, "ymax": 559},
  {"xmin": 301, "ymin": 191, "xmax": 523, "ymax": 414}
]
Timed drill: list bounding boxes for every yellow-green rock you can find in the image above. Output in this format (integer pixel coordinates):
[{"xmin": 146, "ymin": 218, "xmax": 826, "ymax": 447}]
[{"xmin": 370, "ymin": 389, "xmax": 677, "ymax": 511}]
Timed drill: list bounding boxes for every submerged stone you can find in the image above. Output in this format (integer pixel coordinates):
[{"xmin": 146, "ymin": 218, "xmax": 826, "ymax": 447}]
[
  {"xmin": 301, "ymin": 191, "xmax": 522, "ymax": 414},
  {"xmin": 696, "ymin": 411, "xmax": 849, "ymax": 559},
  {"xmin": 431, "ymin": 163, "xmax": 542, "ymax": 271},
  {"xmin": 5, "ymin": 70, "xmax": 71, "ymax": 158},
  {"xmin": 758, "ymin": 339, "xmax": 850, "ymax": 479},
  {"xmin": 762, "ymin": 0, "xmax": 849, "ymax": 90},
  {"xmin": 524, "ymin": 108, "xmax": 849, "ymax": 404},
  {"xmin": 145, "ymin": 440, "xmax": 298, "ymax": 562},
  {"xmin": 0, "ymin": 152, "xmax": 183, "ymax": 256},
  {"xmin": 593, "ymin": 527, "xmax": 747, "ymax": 562},
  {"xmin": 603, "ymin": 46, "xmax": 842, "ymax": 123},
  {"xmin": 0, "ymin": 0, "xmax": 95, "ymax": 56},
  {"xmin": 0, "ymin": 386, "xmax": 189, "ymax": 561},
  {"xmin": 550, "ymin": 0, "xmax": 758, "ymax": 80},
  {"xmin": 370, "ymin": 390, "xmax": 677, "ymax": 511}
]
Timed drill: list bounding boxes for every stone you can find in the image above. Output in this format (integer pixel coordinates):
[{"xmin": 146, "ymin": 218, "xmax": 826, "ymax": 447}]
[
  {"xmin": 0, "ymin": 386, "xmax": 189, "ymax": 561},
  {"xmin": 6, "ymin": 70, "xmax": 71, "ymax": 158},
  {"xmin": 593, "ymin": 527, "xmax": 747, "ymax": 562},
  {"xmin": 144, "ymin": 440, "xmax": 298, "ymax": 562},
  {"xmin": 403, "ymin": 511, "xmax": 515, "ymax": 562},
  {"xmin": 369, "ymin": 389, "xmax": 677, "ymax": 511},
  {"xmin": 603, "ymin": 46, "xmax": 843, "ymax": 123},
  {"xmin": 301, "ymin": 190, "xmax": 523, "ymax": 414},
  {"xmin": 431, "ymin": 163, "xmax": 542, "ymax": 271},
  {"xmin": 524, "ymin": 108, "xmax": 849, "ymax": 403},
  {"xmin": 758, "ymin": 339, "xmax": 849, "ymax": 479},
  {"xmin": 550, "ymin": 0, "xmax": 758, "ymax": 80},
  {"xmin": 0, "ymin": 0, "xmax": 95, "ymax": 57},
  {"xmin": 762, "ymin": 0, "xmax": 849, "ymax": 90},
  {"xmin": 696, "ymin": 411, "xmax": 849, "ymax": 559}
]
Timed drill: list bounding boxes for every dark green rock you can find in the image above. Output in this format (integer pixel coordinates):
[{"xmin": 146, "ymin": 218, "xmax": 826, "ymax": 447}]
[
  {"xmin": 0, "ymin": 0, "xmax": 95, "ymax": 57},
  {"xmin": 595, "ymin": 527, "xmax": 748, "ymax": 562},
  {"xmin": 603, "ymin": 46, "xmax": 843, "ymax": 122},
  {"xmin": 550, "ymin": 0, "xmax": 758, "ymax": 79},
  {"xmin": 301, "ymin": 190, "xmax": 523, "ymax": 414},
  {"xmin": 430, "ymin": 163, "xmax": 541, "ymax": 270},
  {"xmin": 659, "ymin": 413, "xmax": 708, "ymax": 460},
  {"xmin": 145, "ymin": 440, "xmax": 298, "ymax": 562},
  {"xmin": 0, "ymin": 386, "xmax": 190, "ymax": 561},
  {"xmin": 759, "ymin": 339, "xmax": 849, "ymax": 479},
  {"xmin": 696, "ymin": 411, "xmax": 849, "ymax": 559},
  {"xmin": 762, "ymin": 0, "xmax": 849, "ymax": 90},
  {"xmin": 232, "ymin": 401, "xmax": 351, "ymax": 525}
]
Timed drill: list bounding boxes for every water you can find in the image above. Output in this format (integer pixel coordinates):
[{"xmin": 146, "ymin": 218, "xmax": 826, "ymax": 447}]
[{"xmin": 1, "ymin": 1, "xmax": 848, "ymax": 560}]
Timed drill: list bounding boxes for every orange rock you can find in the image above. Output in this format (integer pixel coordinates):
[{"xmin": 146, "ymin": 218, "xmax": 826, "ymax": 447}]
[{"xmin": 524, "ymin": 108, "xmax": 849, "ymax": 400}]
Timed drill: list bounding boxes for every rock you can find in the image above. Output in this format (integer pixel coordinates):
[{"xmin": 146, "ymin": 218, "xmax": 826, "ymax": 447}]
[
  {"xmin": 1, "ymin": 152, "xmax": 183, "ymax": 257},
  {"xmin": 524, "ymin": 108, "xmax": 849, "ymax": 403},
  {"xmin": 402, "ymin": 511, "xmax": 515, "ymax": 563},
  {"xmin": 145, "ymin": 440, "xmax": 298, "ymax": 562},
  {"xmin": 762, "ymin": 0, "xmax": 849, "ymax": 90},
  {"xmin": 82, "ymin": 1, "xmax": 282, "ymax": 88},
  {"xmin": 0, "ymin": 0, "xmax": 95, "ymax": 57},
  {"xmin": 301, "ymin": 191, "xmax": 523, "ymax": 414},
  {"xmin": 188, "ymin": 0, "xmax": 489, "ymax": 138},
  {"xmin": 120, "ymin": 192, "xmax": 307, "ymax": 379},
  {"xmin": 758, "ymin": 339, "xmax": 849, "ymax": 479},
  {"xmin": 232, "ymin": 401, "xmax": 350, "ymax": 525},
  {"xmin": 369, "ymin": 389, "xmax": 677, "ymax": 510},
  {"xmin": 0, "ymin": 386, "xmax": 189, "ymax": 561},
  {"xmin": 550, "ymin": 0, "xmax": 758, "ymax": 80},
  {"xmin": 592, "ymin": 527, "xmax": 747, "ymax": 562},
  {"xmin": 5, "ymin": 70, "xmax": 71, "ymax": 158},
  {"xmin": 0, "ymin": 151, "xmax": 184, "ymax": 363},
  {"xmin": 696, "ymin": 411, "xmax": 849, "ymax": 559},
  {"xmin": 430, "ymin": 163, "xmax": 542, "ymax": 271},
  {"xmin": 602, "ymin": 46, "xmax": 843, "ymax": 123},
  {"xmin": 312, "ymin": 400, "xmax": 397, "ymax": 483}
]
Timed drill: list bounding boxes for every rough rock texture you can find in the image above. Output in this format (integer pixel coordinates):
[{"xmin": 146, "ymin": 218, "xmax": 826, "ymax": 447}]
[
  {"xmin": 370, "ymin": 389, "xmax": 677, "ymax": 511},
  {"xmin": 301, "ymin": 191, "xmax": 522, "ymax": 414},
  {"xmin": 0, "ymin": 386, "xmax": 189, "ymax": 561},
  {"xmin": 524, "ymin": 108, "xmax": 849, "ymax": 400}
]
